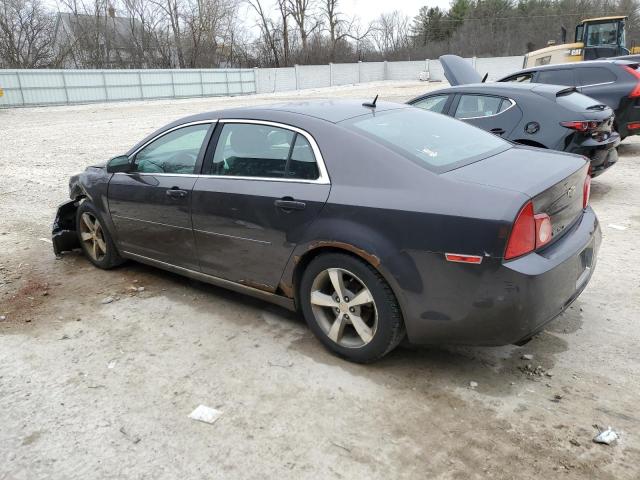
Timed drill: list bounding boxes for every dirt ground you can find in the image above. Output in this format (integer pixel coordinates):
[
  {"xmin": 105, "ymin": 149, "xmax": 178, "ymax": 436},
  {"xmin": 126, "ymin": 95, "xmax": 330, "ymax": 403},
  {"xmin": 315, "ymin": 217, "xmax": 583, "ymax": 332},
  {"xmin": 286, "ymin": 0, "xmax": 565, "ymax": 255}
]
[{"xmin": 1, "ymin": 80, "xmax": 639, "ymax": 480}]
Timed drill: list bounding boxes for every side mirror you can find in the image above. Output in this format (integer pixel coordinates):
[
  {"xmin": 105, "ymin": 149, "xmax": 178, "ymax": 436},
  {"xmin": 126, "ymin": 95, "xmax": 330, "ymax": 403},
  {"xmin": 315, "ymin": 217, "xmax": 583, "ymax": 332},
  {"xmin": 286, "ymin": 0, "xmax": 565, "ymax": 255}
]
[{"xmin": 106, "ymin": 155, "xmax": 132, "ymax": 173}]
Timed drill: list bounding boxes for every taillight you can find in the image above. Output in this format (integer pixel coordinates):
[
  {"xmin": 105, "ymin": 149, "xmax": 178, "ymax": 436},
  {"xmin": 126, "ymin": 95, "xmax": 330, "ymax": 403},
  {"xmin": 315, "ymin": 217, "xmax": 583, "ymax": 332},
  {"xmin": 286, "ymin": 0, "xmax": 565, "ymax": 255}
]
[
  {"xmin": 622, "ymin": 65, "xmax": 640, "ymax": 98},
  {"xmin": 504, "ymin": 201, "xmax": 554, "ymax": 260},
  {"xmin": 534, "ymin": 213, "xmax": 552, "ymax": 248},
  {"xmin": 560, "ymin": 120, "xmax": 599, "ymax": 132},
  {"xmin": 505, "ymin": 202, "xmax": 535, "ymax": 259},
  {"xmin": 583, "ymin": 174, "xmax": 591, "ymax": 208},
  {"xmin": 627, "ymin": 121, "xmax": 640, "ymax": 130}
]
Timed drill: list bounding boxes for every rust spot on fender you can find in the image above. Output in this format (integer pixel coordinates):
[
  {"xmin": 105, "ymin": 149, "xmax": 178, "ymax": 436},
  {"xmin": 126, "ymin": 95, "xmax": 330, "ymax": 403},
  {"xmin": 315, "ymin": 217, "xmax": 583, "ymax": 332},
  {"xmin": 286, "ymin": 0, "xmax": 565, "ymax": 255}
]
[
  {"xmin": 238, "ymin": 279, "xmax": 276, "ymax": 293},
  {"xmin": 308, "ymin": 241, "xmax": 381, "ymax": 267},
  {"xmin": 278, "ymin": 281, "xmax": 294, "ymax": 299}
]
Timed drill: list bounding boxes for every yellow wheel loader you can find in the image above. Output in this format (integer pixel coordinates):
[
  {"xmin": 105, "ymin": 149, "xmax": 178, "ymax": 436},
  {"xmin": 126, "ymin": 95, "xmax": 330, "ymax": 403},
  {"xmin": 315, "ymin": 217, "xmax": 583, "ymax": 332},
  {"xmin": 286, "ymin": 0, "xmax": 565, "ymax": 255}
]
[{"xmin": 523, "ymin": 16, "xmax": 635, "ymax": 68}]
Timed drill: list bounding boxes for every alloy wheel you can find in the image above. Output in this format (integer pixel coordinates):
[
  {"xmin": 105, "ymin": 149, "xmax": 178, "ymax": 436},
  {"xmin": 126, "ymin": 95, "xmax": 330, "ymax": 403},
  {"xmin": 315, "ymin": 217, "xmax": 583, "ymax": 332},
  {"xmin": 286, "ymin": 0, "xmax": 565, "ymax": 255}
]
[
  {"xmin": 79, "ymin": 212, "xmax": 107, "ymax": 262},
  {"xmin": 309, "ymin": 267, "xmax": 378, "ymax": 348}
]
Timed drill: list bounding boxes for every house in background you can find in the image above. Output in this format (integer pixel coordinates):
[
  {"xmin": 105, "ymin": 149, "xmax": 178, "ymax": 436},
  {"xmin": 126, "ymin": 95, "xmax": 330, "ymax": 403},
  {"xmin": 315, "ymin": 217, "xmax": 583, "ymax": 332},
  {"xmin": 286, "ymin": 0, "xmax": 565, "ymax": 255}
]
[{"xmin": 53, "ymin": 7, "xmax": 168, "ymax": 69}]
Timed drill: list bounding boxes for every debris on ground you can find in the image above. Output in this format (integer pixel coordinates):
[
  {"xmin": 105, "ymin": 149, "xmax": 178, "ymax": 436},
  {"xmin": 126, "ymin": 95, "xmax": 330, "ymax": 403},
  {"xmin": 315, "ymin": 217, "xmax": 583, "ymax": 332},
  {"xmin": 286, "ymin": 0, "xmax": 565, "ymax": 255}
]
[
  {"xmin": 469, "ymin": 381, "xmax": 478, "ymax": 389},
  {"xmin": 607, "ymin": 224, "xmax": 627, "ymax": 231},
  {"xmin": 268, "ymin": 360, "xmax": 293, "ymax": 368},
  {"xmin": 551, "ymin": 394, "xmax": 563, "ymax": 403},
  {"xmin": 107, "ymin": 360, "xmax": 117, "ymax": 369},
  {"xmin": 330, "ymin": 440, "xmax": 352, "ymax": 452},
  {"xmin": 101, "ymin": 297, "xmax": 114, "ymax": 304},
  {"xmin": 521, "ymin": 354, "xmax": 534, "ymax": 361},
  {"xmin": 119, "ymin": 426, "xmax": 141, "ymax": 444},
  {"xmin": 593, "ymin": 427, "xmax": 619, "ymax": 445},
  {"xmin": 518, "ymin": 364, "xmax": 547, "ymax": 377},
  {"xmin": 188, "ymin": 405, "xmax": 223, "ymax": 425},
  {"xmin": 0, "ymin": 315, "xmax": 5, "ymax": 321},
  {"xmin": 569, "ymin": 439, "xmax": 581, "ymax": 447}
]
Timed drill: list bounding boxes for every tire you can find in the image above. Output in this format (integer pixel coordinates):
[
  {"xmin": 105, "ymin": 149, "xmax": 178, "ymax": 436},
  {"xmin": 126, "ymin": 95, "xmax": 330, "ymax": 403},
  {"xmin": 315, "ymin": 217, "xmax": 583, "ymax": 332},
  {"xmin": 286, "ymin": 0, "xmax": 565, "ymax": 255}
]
[
  {"xmin": 299, "ymin": 253, "xmax": 405, "ymax": 363},
  {"xmin": 76, "ymin": 200, "xmax": 124, "ymax": 269}
]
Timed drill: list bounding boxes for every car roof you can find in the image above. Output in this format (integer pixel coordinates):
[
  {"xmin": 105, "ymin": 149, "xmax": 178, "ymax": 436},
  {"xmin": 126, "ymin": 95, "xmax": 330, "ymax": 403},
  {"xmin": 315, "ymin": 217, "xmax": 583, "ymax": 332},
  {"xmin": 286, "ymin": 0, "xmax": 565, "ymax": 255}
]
[
  {"xmin": 509, "ymin": 59, "xmax": 636, "ymax": 76},
  {"xmin": 411, "ymin": 82, "xmax": 573, "ymax": 100},
  {"xmin": 173, "ymin": 99, "xmax": 408, "ymax": 125}
]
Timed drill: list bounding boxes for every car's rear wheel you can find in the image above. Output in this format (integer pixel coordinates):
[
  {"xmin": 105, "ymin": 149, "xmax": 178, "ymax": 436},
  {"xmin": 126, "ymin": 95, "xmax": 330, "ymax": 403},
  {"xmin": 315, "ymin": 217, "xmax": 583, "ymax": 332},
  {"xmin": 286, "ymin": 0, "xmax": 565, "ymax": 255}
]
[
  {"xmin": 299, "ymin": 253, "xmax": 405, "ymax": 363},
  {"xmin": 76, "ymin": 201, "xmax": 123, "ymax": 269}
]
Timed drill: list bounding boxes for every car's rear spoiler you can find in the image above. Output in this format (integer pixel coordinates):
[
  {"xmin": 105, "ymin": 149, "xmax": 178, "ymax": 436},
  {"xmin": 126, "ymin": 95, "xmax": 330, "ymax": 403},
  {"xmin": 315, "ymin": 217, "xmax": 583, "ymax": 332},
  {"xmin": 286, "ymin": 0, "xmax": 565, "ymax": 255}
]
[{"xmin": 556, "ymin": 86, "xmax": 578, "ymax": 97}]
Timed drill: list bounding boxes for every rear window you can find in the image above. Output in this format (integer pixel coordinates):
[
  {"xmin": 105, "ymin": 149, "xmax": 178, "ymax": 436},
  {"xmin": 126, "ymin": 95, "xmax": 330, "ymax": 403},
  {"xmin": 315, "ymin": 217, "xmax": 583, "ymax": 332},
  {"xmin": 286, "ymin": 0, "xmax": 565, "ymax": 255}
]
[
  {"xmin": 555, "ymin": 91, "xmax": 601, "ymax": 110},
  {"xmin": 576, "ymin": 67, "xmax": 616, "ymax": 86},
  {"xmin": 341, "ymin": 108, "xmax": 510, "ymax": 173},
  {"xmin": 536, "ymin": 69, "xmax": 576, "ymax": 86}
]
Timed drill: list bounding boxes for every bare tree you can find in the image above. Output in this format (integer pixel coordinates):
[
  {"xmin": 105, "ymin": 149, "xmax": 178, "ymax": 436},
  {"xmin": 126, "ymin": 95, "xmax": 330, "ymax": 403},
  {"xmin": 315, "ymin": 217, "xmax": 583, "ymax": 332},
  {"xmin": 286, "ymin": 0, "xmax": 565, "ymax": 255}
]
[
  {"xmin": 0, "ymin": 0, "xmax": 59, "ymax": 67},
  {"xmin": 288, "ymin": 0, "xmax": 318, "ymax": 53},
  {"xmin": 246, "ymin": 0, "xmax": 280, "ymax": 66}
]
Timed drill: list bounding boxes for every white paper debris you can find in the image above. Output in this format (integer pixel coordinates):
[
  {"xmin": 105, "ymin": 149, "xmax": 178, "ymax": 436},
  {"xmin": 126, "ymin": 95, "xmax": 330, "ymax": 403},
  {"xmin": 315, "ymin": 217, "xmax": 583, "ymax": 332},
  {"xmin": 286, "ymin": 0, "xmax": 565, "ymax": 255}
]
[
  {"xmin": 607, "ymin": 224, "xmax": 627, "ymax": 231},
  {"xmin": 38, "ymin": 237, "xmax": 53, "ymax": 244},
  {"xmin": 189, "ymin": 405, "xmax": 222, "ymax": 425},
  {"xmin": 469, "ymin": 381, "xmax": 478, "ymax": 389},
  {"xmin": 107, "ymin": 360, "xmax": 117, "ymax": 369},
  {"xmin": 593, "ymin": 427, "xmax": 619, "ymax": 445}
]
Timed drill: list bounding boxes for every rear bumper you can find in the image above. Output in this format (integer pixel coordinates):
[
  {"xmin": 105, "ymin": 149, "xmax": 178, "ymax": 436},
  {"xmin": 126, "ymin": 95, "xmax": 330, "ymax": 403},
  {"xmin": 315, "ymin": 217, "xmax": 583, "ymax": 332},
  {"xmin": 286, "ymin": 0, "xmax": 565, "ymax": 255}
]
[
  {"xmin": 403, "ymin": 208, "xmax": 601, "ymax": 346},
  {"xmin": 570, "ymin": 133, "xmax": 619, "ymax": 177}
]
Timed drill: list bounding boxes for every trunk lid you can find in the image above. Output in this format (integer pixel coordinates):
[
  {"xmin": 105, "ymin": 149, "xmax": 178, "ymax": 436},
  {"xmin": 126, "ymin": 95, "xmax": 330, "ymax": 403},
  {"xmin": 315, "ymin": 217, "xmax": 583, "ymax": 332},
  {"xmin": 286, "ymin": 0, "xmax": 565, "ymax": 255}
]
[
  {"xmin": 439, "ymin": 54, "xmax": 482, "ymax": 86},
  {"xmin": 444, "ymin": 146, "xmax": 588, "ymax": 245}
]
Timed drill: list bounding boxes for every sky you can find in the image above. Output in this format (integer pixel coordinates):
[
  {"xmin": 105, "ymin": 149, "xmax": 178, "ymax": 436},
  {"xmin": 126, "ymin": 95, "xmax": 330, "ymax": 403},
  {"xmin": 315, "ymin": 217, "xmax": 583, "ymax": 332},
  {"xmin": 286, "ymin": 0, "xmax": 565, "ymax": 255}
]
[
  {"xmin": 338, "ymin": 0, "xmax": 450, "ymax": 25},
  {"xmin": 240, "ymin": 0, "xmax": 454, "ymax": 32}
]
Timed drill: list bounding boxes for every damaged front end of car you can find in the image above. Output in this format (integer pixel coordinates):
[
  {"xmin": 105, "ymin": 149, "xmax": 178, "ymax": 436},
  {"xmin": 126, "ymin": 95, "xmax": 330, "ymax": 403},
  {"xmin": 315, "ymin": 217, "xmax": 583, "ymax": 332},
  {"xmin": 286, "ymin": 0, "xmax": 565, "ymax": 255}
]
[{"xmin": 52, "ymin": 199, "xmax": 80, "ymax": 256}]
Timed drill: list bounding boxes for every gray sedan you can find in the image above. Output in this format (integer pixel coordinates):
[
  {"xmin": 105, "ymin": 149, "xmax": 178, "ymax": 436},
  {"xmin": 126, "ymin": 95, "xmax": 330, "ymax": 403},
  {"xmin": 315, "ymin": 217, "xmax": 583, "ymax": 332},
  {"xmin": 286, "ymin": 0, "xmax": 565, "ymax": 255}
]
[{"xmin": 52, "ymin": 100, "xmax": 600, "ymax": 362}]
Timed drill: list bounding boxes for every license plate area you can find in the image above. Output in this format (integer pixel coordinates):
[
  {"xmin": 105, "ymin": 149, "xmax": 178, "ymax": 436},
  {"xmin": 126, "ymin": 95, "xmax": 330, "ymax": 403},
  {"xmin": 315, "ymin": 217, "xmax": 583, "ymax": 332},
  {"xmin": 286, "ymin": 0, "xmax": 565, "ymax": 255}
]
[{"xmin": 576, "ymin": 244, "xmax": 594, "ymax": 289}]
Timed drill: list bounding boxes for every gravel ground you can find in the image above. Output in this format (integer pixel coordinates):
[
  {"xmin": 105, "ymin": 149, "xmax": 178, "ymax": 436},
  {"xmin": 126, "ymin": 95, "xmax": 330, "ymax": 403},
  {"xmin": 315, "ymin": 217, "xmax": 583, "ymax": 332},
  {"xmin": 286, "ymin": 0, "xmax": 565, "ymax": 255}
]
[{"xmin": 0, "ymin": 80, "xmax": 639, "ymax": 480}]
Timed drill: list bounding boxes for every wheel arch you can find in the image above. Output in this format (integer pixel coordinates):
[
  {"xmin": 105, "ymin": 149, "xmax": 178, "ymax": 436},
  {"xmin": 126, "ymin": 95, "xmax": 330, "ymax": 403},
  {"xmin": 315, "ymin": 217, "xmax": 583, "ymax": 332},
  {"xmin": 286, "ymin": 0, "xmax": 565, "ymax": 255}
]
[{"xmin": 284, "ymin": 241, "xmax": 411, "ymax": 328}]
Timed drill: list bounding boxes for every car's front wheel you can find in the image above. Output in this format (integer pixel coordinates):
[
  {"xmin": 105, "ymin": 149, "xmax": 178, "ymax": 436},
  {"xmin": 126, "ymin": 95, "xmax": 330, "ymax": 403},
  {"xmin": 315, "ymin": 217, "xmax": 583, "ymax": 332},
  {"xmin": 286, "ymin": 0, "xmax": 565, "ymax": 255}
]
[
  {"xmin": 76, "ymin": 201, "xmax": 124, "ymax": 269},
  {"xmin": 299, "ymin": 253, "xmax": 405, "ymax": 363}
]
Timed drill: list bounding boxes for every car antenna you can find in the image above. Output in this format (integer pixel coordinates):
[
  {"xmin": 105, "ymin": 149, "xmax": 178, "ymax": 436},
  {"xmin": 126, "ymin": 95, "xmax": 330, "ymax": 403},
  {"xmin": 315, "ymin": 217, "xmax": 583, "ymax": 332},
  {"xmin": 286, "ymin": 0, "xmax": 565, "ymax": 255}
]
[
  {"xmin": 481, "ymin": 73, "xmax": 488, "ymax": 83},
  {"xmin": 363, "ymin": 94, "xmax": 379, "ymax": 108}
]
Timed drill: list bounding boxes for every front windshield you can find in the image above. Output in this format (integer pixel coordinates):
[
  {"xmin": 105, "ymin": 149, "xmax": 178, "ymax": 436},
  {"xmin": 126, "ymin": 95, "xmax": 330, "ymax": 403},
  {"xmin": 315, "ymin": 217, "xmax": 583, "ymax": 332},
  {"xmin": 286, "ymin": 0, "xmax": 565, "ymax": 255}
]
[
  {"xmin": 585, "ymin": 21, "xmax": 619, "ymax": 46},
  {"xmin": 341, "ymin": 108, "xmax": 510, "ymax": 173}
]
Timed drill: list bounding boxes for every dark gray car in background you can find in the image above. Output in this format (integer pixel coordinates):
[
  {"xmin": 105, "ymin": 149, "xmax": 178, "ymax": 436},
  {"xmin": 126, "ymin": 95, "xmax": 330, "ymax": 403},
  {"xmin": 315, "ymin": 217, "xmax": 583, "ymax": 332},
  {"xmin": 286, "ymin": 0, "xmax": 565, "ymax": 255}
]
[
  {"xmin": 52, "ymin": 100, "xmax": 600, "ymax": 362},
  {"xmin": 497, "ymin": 58, "xmax": 640, "ymax": 139},
  {"xmin": 408, "ymin": 55, "xmax": 620, "ymax": 176}
]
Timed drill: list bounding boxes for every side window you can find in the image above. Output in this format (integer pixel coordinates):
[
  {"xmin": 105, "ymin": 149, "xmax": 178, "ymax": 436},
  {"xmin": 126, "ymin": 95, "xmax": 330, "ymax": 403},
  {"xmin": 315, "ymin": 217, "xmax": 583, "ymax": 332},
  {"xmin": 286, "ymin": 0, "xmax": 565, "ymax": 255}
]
[
  {"xmin": 287, "ymin": 135, "xmax": 319, "ymax": 180},
  {"xmin": 501, "ymin": 73, "xmax": 533, "ymax": 83},
  {"xmin": 536, "ymin": 69, "xmax": 576, "ymax": 86},
  {"xmin": 576, "ymin": 67, "xmax": 616, "ymax": 86},
  {"xmin": 412, "ymin": 95, "xmax": 450, "ymax": 113},
  {"xmin": 209, "ymin": 123, "xmax": 319, "ymax": 180},
  {"xmin": 134, "ymin": 124, "xmax": 210, "ymax": 174},
  {"xmin": 454, "ymin": 95, "xmax": 503, "ymax": 119}
]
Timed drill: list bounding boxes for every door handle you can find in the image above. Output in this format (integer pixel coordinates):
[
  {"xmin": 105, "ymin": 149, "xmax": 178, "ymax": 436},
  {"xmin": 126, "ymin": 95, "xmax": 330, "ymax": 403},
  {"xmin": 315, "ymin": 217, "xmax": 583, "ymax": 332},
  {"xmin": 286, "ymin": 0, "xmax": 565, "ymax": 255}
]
[
  {"xmin": 166, "ymin": 188, "xmax": 187, "ymax": 199},
  {"xmin": 490, "ymin": 128, "xmax": 505, "ymax": 136},
  {"xmin": 274, "ymin": 198, "xmax": 306, "ymax": 211}
]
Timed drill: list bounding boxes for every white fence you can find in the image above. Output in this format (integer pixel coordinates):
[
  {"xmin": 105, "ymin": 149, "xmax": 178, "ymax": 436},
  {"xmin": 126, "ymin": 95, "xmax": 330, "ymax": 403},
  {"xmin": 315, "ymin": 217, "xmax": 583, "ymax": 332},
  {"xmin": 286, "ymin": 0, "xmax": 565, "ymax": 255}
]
[
  {"xmin": 0, "ymin": 56, "xmax": 525, "ymax": 108},
  {"xmin": 0, "ymin": 68, "xmax": 255, "ymax": 107}
]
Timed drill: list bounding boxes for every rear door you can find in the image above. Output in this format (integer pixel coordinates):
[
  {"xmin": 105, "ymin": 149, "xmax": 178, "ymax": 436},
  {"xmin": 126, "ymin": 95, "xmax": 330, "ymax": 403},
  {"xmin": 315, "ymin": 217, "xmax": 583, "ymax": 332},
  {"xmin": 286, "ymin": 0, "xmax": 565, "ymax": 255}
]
[
  {"xmin": 191, "ymin": 120, "xmax": 331, "ymax": 291},
  {"xmin": 451, "ymin": 93, "xmax": 523, "ymax": 137},
  {"xmin": 533, "ymin": 68, "xmax": 577, "ymax": 86}
]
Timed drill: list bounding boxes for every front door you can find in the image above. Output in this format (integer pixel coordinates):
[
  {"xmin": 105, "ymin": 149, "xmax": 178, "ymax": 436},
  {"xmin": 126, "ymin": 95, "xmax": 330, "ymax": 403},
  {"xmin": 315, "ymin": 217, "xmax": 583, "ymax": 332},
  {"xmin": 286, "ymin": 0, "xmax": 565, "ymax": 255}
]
[
  {"xmin": 108, "ymin": 122, "xmax": 214, "ymax": 270},
  {"xmin": 191, "ymin": 120, "xmax": 331, "ymax": 291}
]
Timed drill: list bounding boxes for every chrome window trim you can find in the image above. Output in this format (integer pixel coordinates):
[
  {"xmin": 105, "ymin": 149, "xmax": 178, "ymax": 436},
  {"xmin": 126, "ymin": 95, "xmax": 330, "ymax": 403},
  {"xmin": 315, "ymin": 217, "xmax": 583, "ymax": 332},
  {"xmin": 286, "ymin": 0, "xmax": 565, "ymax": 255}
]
[
  {"xmin": 579, "ymin": 81, "xmax": 615, "ymax": 88},
  {"xmin": 119, "ymin": 118, "xmax": 331, "ymax": 185},
  {"xmin": 207, "ymin": 118, "xmax": 330, "ymax": 185},
  {"xmin": 456, "ymin": 97, "xmax": 516, "ymax": 121}
]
